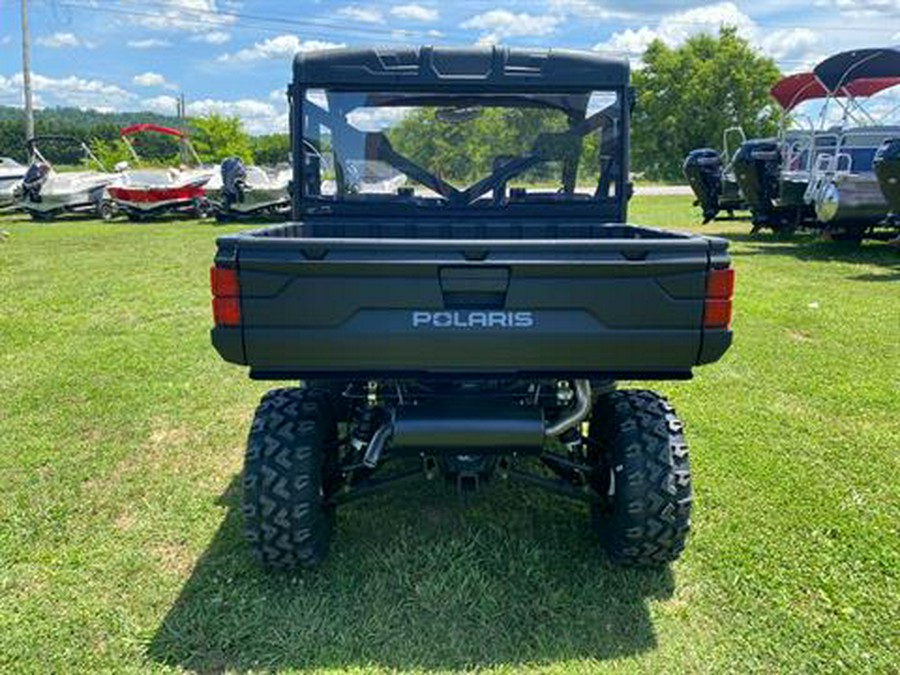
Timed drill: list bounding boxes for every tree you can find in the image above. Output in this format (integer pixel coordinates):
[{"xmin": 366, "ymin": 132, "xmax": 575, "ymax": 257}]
[
  {"xmin": 631, "ymin": 27, "xmax": 781, "ymax": 181},
  {"xmin": 89, "ymin": 138, "xmax": 133, "ymax": 170},
  {"xmin": 190, "ymin": 113, "xmax": 253, "ymax": 164},
  {"xmin": 251, "ymin": 133, "xmax": 290, "ymax": 165}
]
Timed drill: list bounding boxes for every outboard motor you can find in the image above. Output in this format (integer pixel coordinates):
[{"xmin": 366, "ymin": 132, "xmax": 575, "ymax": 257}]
[
  {"xmin": 874, "ymin": 138, "xmax": 900, "ymax": 216},
  {"xmin": 732, "ymin": 139, "xmax": 782, "ymax": 229},
  {"xmin": 683, "ymin": 148, "xmax": 723, "ymax": 223},
  {"xmin": 20, "ymin": 162, "xmax": 50, "ymax": 202},
  {"xmin": 221, "ymin": 157, "xmax": 247, "ymax": 209}
]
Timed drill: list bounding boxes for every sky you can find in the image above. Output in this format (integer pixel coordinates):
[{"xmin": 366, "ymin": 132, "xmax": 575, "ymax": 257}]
[{"xmin": 0, "ymin": 0, "xmax": 899, "ymax": 135}]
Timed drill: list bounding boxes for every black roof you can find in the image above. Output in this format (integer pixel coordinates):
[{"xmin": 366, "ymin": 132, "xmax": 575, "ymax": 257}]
[
  {"xmin": 294, "ymin": 46, "xmax": 630, "ymax": 90},
  {"xmin": 814, "ymin": 47, "xmax": 900, "ymax": 92}
]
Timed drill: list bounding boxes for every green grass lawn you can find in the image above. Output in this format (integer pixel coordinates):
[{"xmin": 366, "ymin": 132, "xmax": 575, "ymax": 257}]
[{"xmin": 0, "ymin": 198, "xmax": 898, "ymax": 674}]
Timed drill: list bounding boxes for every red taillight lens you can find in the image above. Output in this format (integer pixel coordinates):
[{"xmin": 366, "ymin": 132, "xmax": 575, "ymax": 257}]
[
  {"xmin": 706, "ymin": 268, "xmax": 735, "ymax": 299},
  {"xmin": 212, "ymin": 296, "xmax": 241, "ymax": 326},
  {"xmin": 704, "ymin": 267, "xmax": 734, "ymax": 329},
  {"xmin": 210, "ymin": 265, "xmax": 240, "ymax": 326},
  {"xmin": 210, "ymin": 266, "xmax": 239, "ymax": 297}
]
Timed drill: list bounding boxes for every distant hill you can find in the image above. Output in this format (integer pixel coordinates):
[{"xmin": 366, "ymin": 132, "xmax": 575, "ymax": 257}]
[
  {"xmin": 0, "ymin": 106, "xmax": 177, "ymax": 129},
  {"xmin": 0, "ymin": 106, "xmax": 184, "ymax": 163}
]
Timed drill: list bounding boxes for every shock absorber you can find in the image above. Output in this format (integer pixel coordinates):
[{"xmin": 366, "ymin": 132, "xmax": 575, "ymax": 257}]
[{"xmin": 351, "ymin": 406, "xmax": 381, "ymax": 455}]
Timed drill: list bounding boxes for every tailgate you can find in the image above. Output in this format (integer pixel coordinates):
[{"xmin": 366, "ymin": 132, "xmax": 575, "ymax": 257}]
[{"xmin": 212, "ymin": 233, "xmax": 731, "ymax": 378}]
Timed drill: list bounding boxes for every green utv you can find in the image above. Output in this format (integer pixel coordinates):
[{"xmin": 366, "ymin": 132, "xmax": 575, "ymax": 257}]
[{"xmin": 210, "ymin": 47, "xmax": 735, "ymax": 569}]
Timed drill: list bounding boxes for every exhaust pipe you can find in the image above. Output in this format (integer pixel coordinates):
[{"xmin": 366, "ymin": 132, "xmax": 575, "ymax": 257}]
[
  {"xmin": 544, "ymin": 380, "xmax": 592, "ymax": 437},
  {"xmin": 360, "ymin": 379, "xmax": 592, "ymax": 467}
]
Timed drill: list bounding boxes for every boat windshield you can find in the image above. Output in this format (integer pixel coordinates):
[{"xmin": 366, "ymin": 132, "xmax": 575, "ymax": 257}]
[{"xmin": 299, "ymin": 89, "xmax": 624, "ymax": 212}]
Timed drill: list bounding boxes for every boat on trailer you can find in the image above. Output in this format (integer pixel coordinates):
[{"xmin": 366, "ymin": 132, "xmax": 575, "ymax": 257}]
[
  {"xmin": 107, "ymin": 124, "xmax": 214, "ymax": 220},
  {"xmin": 803, "ymin": 48, "xmax": 900, "ymax": 240},
  {"xmin": 682, "ymin": 126, "xmax": 746, "ymax": 223},
  {"xmin": 14, "ymin": 136, "xmax": 116, "ymax": 221}
]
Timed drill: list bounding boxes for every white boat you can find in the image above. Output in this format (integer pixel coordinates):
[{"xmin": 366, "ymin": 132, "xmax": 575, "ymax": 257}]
[
  {"xmin": 0, "ymin": 157, "xmax": 27, "ymax": 209},
  {"xmin": 15, "ymin": 136, "xmax": 116, "ymax": 220},
  {"xmin": 107, "ymin": 124, "xmax": 214, "ymax": 220},
  {"xmin": 205, "ymin": 157, "xmax": 291, "ymax": 221}
]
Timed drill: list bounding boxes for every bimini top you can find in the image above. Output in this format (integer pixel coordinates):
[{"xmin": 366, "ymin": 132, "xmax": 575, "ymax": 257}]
[
  {"xmin": 120, "ymin": 124, "xmax": 186, "ymax": 138},
  {"xmin": 771, "ymin": 71, "xmax": 900, "ymax": 110},
  {"xmin": 814, "ymin": 47, "xmax": 900, "ymax": 92},
  {"xmin": 293, "ymin": 46, "xmax": 630, "ymax": 90}
]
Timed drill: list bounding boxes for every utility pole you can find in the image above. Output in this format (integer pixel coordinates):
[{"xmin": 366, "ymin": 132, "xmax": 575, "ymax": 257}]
[
  {"xmin": 177, "ymin": 93, "xmax": 187, "ymax": 165},
  {"xmin": 21, "ymin": 0, "xmax": 35, "ymax": 151}
]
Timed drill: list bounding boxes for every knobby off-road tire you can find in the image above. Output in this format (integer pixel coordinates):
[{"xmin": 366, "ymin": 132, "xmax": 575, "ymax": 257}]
[
  {"xmin": 589, "ymin": 390, "xmax": 691, "ymax": 567},
  {"xmin": 242, "ymin": 387, "xmax": 337, "ymax": 569}
]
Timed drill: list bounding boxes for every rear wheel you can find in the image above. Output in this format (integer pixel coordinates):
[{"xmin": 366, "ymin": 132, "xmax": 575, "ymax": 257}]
[
  {"xmin": 242, "ymin": 387, "xmax": 337, "ymax": 569},
  {"xmin": 589, "ymin": 390, "xmax": 691, "ymax": 567}
]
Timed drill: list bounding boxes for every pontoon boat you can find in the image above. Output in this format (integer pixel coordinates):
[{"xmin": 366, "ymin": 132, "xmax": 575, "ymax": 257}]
[
  {"xmin": 734, "ymin": 65, "xmax": 900, "ymax": 235},
  {"xmin": 803, "ymin": 48, "xmax": 900, "ymax": 239}
]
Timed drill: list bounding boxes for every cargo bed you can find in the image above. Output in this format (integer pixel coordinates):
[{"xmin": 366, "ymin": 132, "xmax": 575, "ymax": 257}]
[{"xmin": 211, "ymin": 219, "xmax": 732, "ymax": 379}]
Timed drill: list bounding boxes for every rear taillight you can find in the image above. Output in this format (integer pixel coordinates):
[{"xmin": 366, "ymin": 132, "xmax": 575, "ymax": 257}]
[
  {"xmin": 210, "ymin": 266, "xmax": 240, "ymax": 326},
  {"xmin": 704, "ymin": 267, "xmax": 734, "ymax": 329}
]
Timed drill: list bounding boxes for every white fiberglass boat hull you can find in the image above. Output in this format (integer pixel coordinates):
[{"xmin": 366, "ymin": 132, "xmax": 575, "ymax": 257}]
[
  {"xmin": 18, "ymin": 171, "xmax": 115, "ymax": 216},
  {"xmin": 206, "ymin": 166, "xmax": 291, "ymax": 215},
  {"xmin": 107, "ymin": 168, "xmax": 214, "ymax": 215}
]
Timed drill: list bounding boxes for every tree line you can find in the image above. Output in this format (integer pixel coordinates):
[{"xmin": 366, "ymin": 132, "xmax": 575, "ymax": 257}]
[{"xmin": 0, "ymin": 107, "xmax": 290, "ymax": 168}]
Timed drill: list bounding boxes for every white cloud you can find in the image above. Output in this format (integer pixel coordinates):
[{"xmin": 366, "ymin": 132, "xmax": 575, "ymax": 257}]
[
  {"xmin": 0, "ymin": 72, "xmax": 135, "ymax": 109},
  {"xmin": 337, "ymin": 5, "xmax": 384, "ymax": 23},
  {"xmin": 218, "ymin": 35, "xmax": 344, "ymax": 62},
  {"xmin": 122, "ymin": 0, "xmax": 236, "ymax": 33},
  {"xmin": 461, "ymin": 10, "xmax": 562, "ymax": 45},
  {"xmin": 141, "ymin": 95, "xmax": 180, "ymax": 115},
  {"xmin": 348, "ymin": 107, "xmax": 414, "ymax": 132},
  {"xmin": 592, "ymin": 1, "xmax": 825, "ymax": 72},
  {"xmin": 187, "ymin": 98, "xmax": 288, "ymax": 134},
  {"xmin": 190, "ymin": 31, "xmax": 231, "ymax": 44},
  {"xmin": 132, "ymin": 72, "xmax": 178, "ymax": 91},
  {"xmin": 0, "ymin": 36, "xmax": 11, "ymax": 46},
  {"xmin": 390, "ymin": 4, "xmax": 439, "ymax": 22},
  {"xmin": 127, "ymin": 38, "xmax": 172, "ymax": 49},
  {"xmin": 36, "ymin": 32, "xmax": 96, "ymax": 49},
  {"xmin": 594, "ymin": 27, "xmax": 660, "ymax": 58},
  {"xmin": 142, "ymin": 93, "xmax": 290, "ymax": 134}
]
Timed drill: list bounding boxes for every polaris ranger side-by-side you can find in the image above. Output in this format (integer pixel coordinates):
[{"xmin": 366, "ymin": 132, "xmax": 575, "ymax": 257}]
[{"xmin": 210, "ymin": 47, "xmax": 735, "ymax": 569}]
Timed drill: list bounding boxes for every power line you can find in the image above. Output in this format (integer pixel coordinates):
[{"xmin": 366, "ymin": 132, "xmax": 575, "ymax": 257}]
[{"xmin": 51, "ymin": 0, "xmax": 900, "ymax": 41}]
